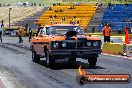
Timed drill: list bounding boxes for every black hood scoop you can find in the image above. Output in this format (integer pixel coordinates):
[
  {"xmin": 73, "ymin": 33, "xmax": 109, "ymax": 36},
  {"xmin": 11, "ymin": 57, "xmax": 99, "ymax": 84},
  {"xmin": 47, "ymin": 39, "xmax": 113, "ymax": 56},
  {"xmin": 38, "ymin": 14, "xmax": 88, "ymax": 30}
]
[
  {"xmin": 65, "ymin": 31, "xmax": 77, "ymax": 40},
  {"xmin": 77, "ymin": 37, "xmax": 87, "ymax": 40}
]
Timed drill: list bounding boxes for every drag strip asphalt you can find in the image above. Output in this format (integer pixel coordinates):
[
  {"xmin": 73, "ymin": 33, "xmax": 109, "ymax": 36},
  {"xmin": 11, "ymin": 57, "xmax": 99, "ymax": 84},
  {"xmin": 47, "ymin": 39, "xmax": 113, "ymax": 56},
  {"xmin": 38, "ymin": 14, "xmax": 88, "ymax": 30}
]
[{"xmin": 0, "ymin": 43, "xmax": 132, "ymax": 88}]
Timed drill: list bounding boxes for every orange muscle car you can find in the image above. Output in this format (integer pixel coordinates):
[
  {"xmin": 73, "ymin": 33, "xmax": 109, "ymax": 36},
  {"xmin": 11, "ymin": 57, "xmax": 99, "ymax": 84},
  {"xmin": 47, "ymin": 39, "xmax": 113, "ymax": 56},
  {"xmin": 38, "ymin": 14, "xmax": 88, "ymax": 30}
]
[{"xmin": 30, "ymin": 24, "xmax": 102, "ymax": 68}]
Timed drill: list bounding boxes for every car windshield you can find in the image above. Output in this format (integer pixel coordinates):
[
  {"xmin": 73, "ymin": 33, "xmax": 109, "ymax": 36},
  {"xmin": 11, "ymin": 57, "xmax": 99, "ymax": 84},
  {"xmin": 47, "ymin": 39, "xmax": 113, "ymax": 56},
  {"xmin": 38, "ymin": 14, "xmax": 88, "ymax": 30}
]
[{"xmin": 46, "ymin": 26, "xmax": 84, "ymax": 35}]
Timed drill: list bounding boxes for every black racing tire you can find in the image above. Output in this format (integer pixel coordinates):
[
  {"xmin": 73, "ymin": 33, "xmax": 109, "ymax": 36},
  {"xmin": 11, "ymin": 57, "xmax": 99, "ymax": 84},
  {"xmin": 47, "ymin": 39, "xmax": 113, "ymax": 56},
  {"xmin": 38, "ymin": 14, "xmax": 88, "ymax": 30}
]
[
  {"xmin": 32, "ymin": 48, "xmax": 40, "ymax": 63},
  {"xmin": 69, "ymin": 58, "xmax": 76, "ymax": 62},
  {"xmin": 45, "ymin": 51, "xmax": 55, "ymax": 68},
  {"xmin": 88, "ymin": 57, "xmax": 97, "ymax": 68},
  {"xmin": 68, "ymin": 58, "xmax": 76, "ymax": 66}
]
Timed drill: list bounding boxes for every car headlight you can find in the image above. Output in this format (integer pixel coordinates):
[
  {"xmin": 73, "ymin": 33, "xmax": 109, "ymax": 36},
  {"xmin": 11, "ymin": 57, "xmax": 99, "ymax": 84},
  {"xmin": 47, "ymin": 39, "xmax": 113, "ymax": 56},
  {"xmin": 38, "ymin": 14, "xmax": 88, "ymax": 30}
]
[
  {"xmin": 62, "ymin": 42, "xmax": 66, "ymax": 47},
  {"xmin": 93, "ymin": 42, "xmax": 99, "ymax": 47},
  {"xmin": 87, "ymin": 42, "xmax": 91, "ymax": 46},
  {"xmin": 53, "ymin": 42, "xmax": 59, "ymax": 48}
]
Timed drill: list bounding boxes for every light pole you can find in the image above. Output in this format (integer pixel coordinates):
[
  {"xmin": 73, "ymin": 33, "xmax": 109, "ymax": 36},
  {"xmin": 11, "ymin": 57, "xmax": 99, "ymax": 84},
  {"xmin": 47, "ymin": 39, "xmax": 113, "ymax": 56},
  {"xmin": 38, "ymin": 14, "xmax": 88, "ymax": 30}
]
[{"xmin": 9, "ymin": 7, "xmax": 12, "ymax": 28}]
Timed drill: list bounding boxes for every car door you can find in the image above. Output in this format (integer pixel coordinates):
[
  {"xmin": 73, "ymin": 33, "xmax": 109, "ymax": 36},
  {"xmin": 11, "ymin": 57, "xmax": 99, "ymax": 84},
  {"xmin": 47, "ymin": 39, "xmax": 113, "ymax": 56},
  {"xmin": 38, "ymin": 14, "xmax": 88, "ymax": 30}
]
[{"xmin": 38, "ymin": 27, "xmax": 46, "ymax": 55}]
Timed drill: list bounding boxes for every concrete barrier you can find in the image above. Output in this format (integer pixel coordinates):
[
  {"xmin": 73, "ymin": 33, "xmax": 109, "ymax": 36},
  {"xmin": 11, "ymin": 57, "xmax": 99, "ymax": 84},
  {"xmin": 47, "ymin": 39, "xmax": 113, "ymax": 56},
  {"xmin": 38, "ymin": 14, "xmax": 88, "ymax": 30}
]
[
  {"xmin": 102, "ymin": 43, "xmax": 132, "ymax": 57},
  {"xmin": 102, "ymin": 43, "xmax": 123, "ymax": 55}
]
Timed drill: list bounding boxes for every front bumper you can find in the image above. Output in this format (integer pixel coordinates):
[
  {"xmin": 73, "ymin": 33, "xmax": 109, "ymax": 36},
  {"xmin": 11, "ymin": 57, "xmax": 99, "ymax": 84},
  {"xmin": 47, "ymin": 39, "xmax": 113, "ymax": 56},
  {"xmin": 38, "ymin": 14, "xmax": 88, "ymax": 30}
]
[{"xmin": 49, "ymin": 49, "xmax": 102, "ymax": 58}]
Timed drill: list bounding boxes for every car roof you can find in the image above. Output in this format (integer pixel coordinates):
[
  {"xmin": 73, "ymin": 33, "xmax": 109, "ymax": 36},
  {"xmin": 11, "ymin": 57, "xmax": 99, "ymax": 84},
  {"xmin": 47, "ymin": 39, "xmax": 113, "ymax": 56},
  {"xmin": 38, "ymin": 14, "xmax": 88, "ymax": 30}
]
[{"xmin": 44, "ymin": 24, "xmax": 80, "ymax": 27}]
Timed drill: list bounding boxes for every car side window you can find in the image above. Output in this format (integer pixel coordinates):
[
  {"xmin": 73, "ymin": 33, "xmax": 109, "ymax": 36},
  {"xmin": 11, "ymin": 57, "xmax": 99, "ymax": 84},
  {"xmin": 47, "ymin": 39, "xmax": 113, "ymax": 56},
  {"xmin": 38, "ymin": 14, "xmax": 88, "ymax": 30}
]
[
  {"xmin": 42, "ymin": 27, "xmax": 46, "ymax": 35},
  {"xmin": 38, "ymin": 27, "xmax": 46, "ymax": 36}
]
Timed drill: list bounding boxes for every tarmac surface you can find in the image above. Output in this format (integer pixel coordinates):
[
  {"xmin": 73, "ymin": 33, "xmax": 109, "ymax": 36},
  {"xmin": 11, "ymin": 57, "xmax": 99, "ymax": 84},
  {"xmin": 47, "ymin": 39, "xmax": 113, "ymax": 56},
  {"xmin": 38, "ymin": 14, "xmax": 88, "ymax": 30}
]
[{"xmin": 0, "ymin": 36, "xmax": 132, "ymax": 88}]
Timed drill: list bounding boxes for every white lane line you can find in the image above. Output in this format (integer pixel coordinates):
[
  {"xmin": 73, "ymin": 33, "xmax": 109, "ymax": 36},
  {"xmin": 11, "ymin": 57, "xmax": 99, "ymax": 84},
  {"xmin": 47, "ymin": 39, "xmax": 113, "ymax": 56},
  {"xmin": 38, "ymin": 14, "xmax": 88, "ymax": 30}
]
[{"xmin": 0, "ymin": 72, "xmax": 14, "ymax": 88}]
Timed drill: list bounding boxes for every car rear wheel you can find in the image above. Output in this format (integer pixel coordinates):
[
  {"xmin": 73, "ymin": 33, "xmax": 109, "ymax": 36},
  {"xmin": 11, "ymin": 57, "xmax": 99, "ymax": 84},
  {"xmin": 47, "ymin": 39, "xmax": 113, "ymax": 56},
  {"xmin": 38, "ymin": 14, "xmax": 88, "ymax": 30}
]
[
  {"xmin": 45, "ymin": 51, "xmax": 55, "ymax": 68},
  {"xmin": 32, "ymin": 48, "xmax": 40, "ymax": 63},
  {"xmin": 88, "ymin": 57, "xmax": 97, "ymax": 68}
]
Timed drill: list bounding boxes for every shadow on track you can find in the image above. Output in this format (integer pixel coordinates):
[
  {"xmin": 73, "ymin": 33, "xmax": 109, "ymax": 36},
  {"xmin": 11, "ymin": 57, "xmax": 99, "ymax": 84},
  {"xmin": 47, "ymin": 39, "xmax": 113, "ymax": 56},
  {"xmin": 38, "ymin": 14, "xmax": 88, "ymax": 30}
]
[{"xmin": 37, "ymin": 60, "xmax": 105, "ymax": 70}]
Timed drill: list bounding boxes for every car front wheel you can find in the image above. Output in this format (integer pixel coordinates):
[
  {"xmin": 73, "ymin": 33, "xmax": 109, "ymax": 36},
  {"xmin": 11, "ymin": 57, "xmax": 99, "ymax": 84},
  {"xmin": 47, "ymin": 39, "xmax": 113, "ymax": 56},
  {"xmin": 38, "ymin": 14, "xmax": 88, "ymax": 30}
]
[
  {"xmin": 32, "ymin": 48, "xmax": 40, "ymax": 63},
  {"xmin": 45, "ymin": 51, "xmax": 55, "ymax": 68},
  {"xmin": 69, "ymin": 58, "xmax": 76, "ymax": 62},
  {"xmin": 88, "ymin": 57, "xmax": 97, "ymax": 68}
]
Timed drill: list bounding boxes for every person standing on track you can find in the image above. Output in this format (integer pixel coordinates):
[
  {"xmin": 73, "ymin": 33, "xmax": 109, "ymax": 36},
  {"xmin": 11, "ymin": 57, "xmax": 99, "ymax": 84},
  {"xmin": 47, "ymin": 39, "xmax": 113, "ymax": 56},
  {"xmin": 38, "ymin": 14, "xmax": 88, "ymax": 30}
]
[
  {"xmin": 29, "ymin": 28, "xmax": 32, "ymax": 42},
  {"xmin": 0, "ymin": 20, "xmax": 4, "ymax": 37},
  {"xmin": 0, "ymin": 21, "xmax": 3, "ymax": 42},
  {"xmin": 25, "ymin": 22, "xmax": 29, "ymax": 32},
  {"xmin": 18, "ymin": 27, "xmax": 23, "ymax": 43},
  {"xmin": 102, "ymin": 24, "xmax": 112, "ymax": 42},
  {"xmin": 0, "ymin": 29, "xmax": 2, "ymax": 42}
]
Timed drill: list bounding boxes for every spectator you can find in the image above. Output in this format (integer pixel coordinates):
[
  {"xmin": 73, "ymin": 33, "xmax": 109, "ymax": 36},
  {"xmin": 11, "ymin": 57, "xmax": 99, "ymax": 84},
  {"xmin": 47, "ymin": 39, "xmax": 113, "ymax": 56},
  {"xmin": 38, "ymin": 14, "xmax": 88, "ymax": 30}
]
[
  {"xmin": 53, "ymin": 15, "xmax": 57, "ymax": 19},
  {"xmin": 68, "ymin": 6, "xmax": 72, "ymax": 10},
  {"xmin": 60, "ymin": 9, "xmax": 63, "ymax": 12},
  {"xmin": 95, "ymin": 3, "xmax": 98, "ymax": 8},
  {"xmin": 125, "ymin": 3, "xmax": 128, "ymax": 6},
  {"xmin": 91, "ymin": 26, "xmax": 95, "ymax": 33},
  {"xmin": 108, "ymin": 3, "xmax": 112, "ymax": 9},
  {"xmin": 1, "ymin": 20, "xmax": 4, "ymax": 35},
  {"xmin": 49, "ymin": 15, "xmax": 53, "ymax": 20},
  {"xmin": 53, "ymin": 3, "xmax": 56, "ymax": 6},
  {"xmin": 38, "ymin": 3, "xmax": 41, "ymax": 6},
  {"xmin": 62, "ymin": 17, "xmax": 66, "ymax": 21},
  {"xmin": 102, "ymin": 24, "xmax": 112, "ymax": 42},
  {"xmin": 99, "ymin": 3, "xmax": 102, "ymax": 7},
  {"xmin": 23, "ymin": 3, "xmax": 27, "ymax": 7},
  {"xmin": 30, "ymin": 3, "xmax": 33, "ymax": 6},
  {"xmin": 34, "ymin": 3, "xmax": 36, "ymax": 6},
  {"xmin": 72, "ymin": 6, "xmax": 75, "ymax": 9},
  {"xmin": 48, "ymin": 7, "xmax": 52, "ymax": 10},
  {"xmin": 1, "ymin": 20, "xmax": 4, "ymax": 28},
  {"xmin": 54, "ymin": 9, "xmax": 58, "ymax": 12},
  {"xmin": 35, "ymin": 20, "xmax": 38, "ymax": 22},
  {"xmin": 57, "ymin": 3, "xmax": 60, "ymax": 6},
  {"xmin": 0, "ymin": 28, "xmax": 2, "ymax": 42},
  {"xmin": 7, "ymin": 4, "xmax": 10, "ymax": 7},
  {"xmin": 0, "ymin": 23, "xmax": 2, "ymax": 42},
  {"xmin": 68, "ymin": 6, "xmax": 75, "ymax": 10},
  {"xmin": 77, "ymin": 20, "xmax": 80, "ymax": 24},
  {"xmin": 70, "ymin": 20, "xmax": 75, "ymax": 24},
  {"xmin": 73, "ymin": 16, "xmax": 76, "ymax": 19},
  {"xmin": 24, "ymin": 22, "xmax": 29, "ymax": 32},
  {"xmin": 0, "ymin": 30, "xmax": 2, "ymax": 42},
  {"xmin": 75, "ymin": 3, "xmax": 80, "ymax": 6}
]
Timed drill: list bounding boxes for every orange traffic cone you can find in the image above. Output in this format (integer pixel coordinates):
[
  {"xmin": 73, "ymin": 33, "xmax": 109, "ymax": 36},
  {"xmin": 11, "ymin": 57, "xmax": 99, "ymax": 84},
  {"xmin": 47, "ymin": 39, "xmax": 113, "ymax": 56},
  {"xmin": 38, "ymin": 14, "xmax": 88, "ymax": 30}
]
[{"xmin": 124, "ymin": 29, "xmax": 130, "ymax": 44}]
